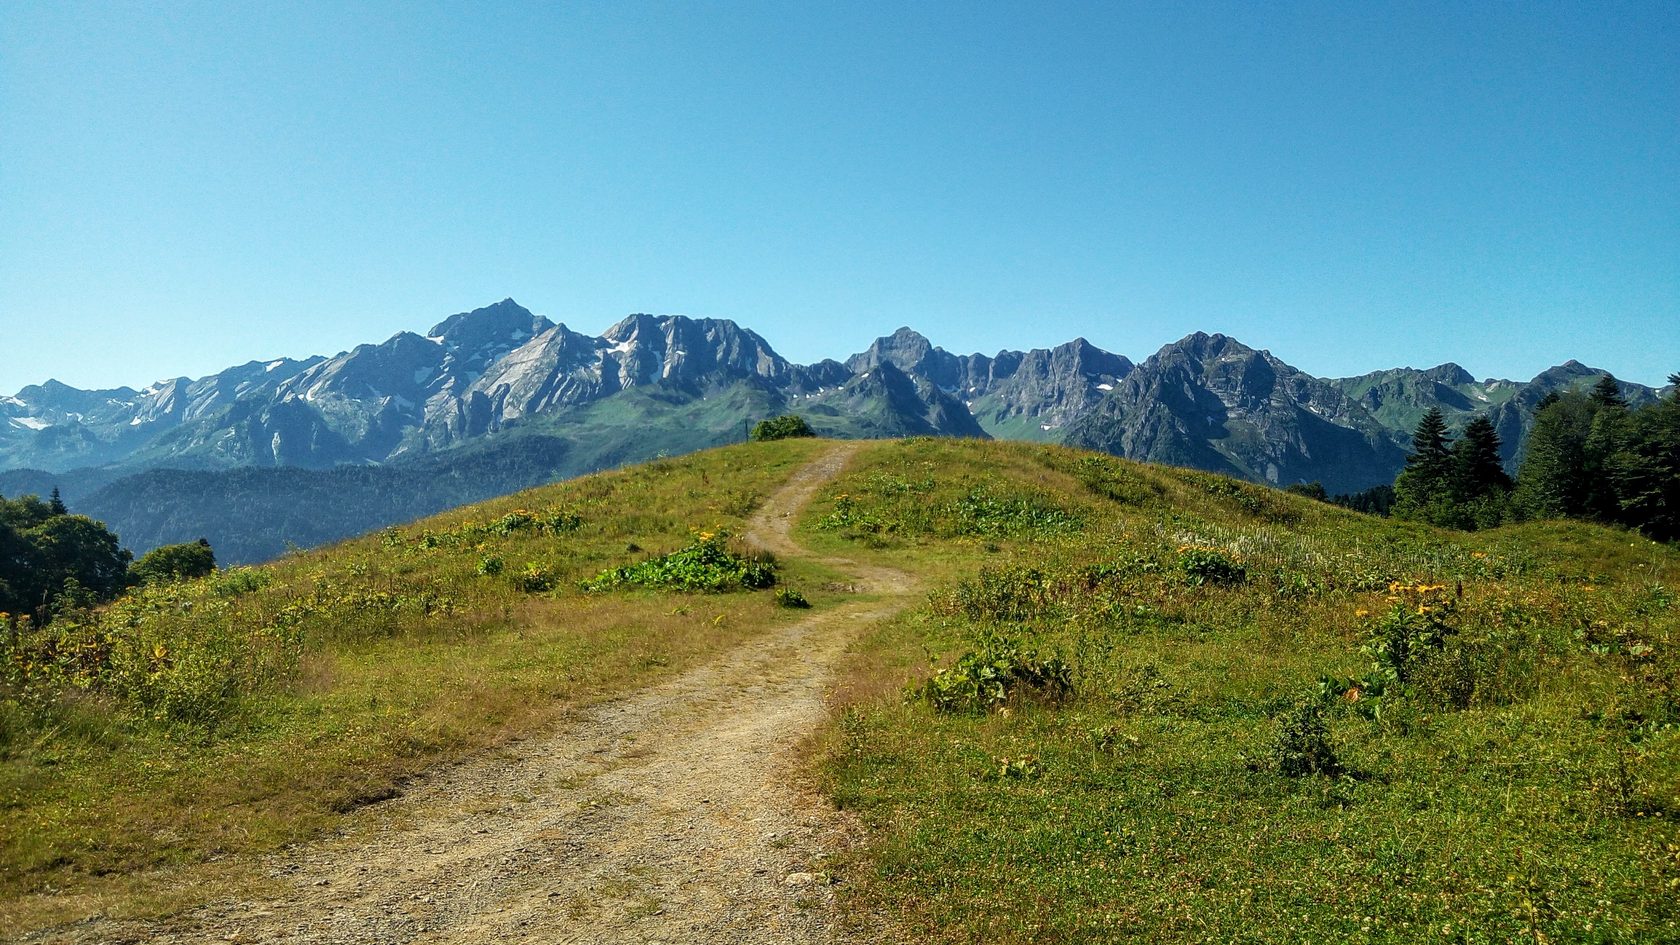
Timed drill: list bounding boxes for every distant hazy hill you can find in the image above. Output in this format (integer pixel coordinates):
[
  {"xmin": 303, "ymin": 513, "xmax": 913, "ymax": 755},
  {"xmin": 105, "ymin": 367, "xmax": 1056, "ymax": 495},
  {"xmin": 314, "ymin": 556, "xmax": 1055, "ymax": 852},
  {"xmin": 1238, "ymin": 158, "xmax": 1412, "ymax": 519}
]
[{"xmin": 2, "ymin": 298, "xmax": 1664, "ymax": 559}]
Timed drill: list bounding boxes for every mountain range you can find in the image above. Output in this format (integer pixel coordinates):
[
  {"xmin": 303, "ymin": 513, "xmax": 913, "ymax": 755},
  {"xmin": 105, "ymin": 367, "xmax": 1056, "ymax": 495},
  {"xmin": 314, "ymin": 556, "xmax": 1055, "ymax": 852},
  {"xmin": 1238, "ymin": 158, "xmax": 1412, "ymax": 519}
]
[{"xmin": 2, "ymin": 299, "xmax": 1665, "ymax": 562}]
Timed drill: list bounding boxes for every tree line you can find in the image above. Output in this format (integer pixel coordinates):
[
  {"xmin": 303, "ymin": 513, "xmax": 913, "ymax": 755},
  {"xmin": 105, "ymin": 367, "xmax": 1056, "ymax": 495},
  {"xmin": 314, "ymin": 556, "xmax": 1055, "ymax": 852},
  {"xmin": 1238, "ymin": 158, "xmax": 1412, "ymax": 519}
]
[
  {"xmin": 1384, "ymin": 374, "xmax": 1678, "ymax": 541},
  {"xmin": 0, "ymin": 488, "xmax": 215, "ymax": 625}
]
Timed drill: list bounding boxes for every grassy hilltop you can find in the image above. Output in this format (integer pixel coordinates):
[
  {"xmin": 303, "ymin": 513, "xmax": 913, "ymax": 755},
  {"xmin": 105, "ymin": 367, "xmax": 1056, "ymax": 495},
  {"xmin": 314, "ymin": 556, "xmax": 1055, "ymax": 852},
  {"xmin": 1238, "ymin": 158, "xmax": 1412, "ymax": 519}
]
[
  {"xmin": 2, "ymin": 437, "xmax": 1676, "ymax": 943},
  {"xmin": 800, "ymin": 439, "xmax": 1678, "ymax": 943}
]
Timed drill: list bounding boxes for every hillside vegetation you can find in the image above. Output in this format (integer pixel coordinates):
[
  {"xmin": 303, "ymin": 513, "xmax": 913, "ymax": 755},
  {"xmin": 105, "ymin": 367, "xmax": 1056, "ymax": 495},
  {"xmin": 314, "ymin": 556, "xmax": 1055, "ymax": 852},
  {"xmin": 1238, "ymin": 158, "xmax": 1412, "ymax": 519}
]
[
  {"xmin": 1, "ymin": 437, "xmax": 1674, "ymax": 943},
  {"xmin": 797, "ymin": 439, "xmax": 1678, "ymax": 944},
  {"xmin": 0, "ymin": 439, "xmax": 836, "ymax": 927}
]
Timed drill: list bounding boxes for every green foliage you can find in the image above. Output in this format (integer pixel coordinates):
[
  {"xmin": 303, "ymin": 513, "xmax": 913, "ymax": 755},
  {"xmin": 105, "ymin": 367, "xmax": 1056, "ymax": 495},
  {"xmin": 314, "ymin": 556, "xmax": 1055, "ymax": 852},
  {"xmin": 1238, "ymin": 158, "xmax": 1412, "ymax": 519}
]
[
  {"xmin": 916, "ymin": 629, "xmax": 1072, "ymax": 713},
  {"xmin": 1331, "ymin": 483, "xmax": 1395, "ymax": 516},
  {"xmin": 1284, "ymin": 481, "xmax": 1329, "ymax": 502},
  {"xmin": 210, "ymin": 567, "xmax": 270, "ymax": 597},
  {"xmin": 130, "ymin": 538, "xmax": 216, "ymax": 585},
  {"xmin": 1514, "ymin": 386, "xmax": 1680, "ymax": 540},
  {"xmin": 1362, "ymin": 582, "xmax": 1457, "ymax": 685},
  {"xmin": 947, "ymin": 566, "xmax": 1059, "ymax": 622},
  {"xmin": 0, "ymin": 492, "xmax": 131, "ymax": 620},
  {"xmin": 1394, "ymin": 410, "xmax": 1514, "ymax": 530},
  {"xmin": 817, "ymin": 437, "xmax": 1680, "ymax": 944},
  {"xmin": 775, "ymin": 587, "xmax": 811, "ymax": 608},
  {"xmin": 815, "ymin": 454, "xmax": 1085, "ymax": 543},
  {"xmin": 407, "ymin": 505, "xmax": 583, "ymax": 550},
  {"xmin": 945, "ymin": 487, "xmax": 1084, "ymax": 537},
  {"xmin": 582, "ymin": 532, "xmax": 777, "ymax": 593},
  {"xmin": 1176, "ymin": 546, "xmax": 1247, "ymax": 586},
  {"xmin": 1271, "ymin": 701, "xmax": 1342, "ymax": 777},
  {"xmin": 2, "ymin": 578, "xmax": 309, "ymax": 726},
  {"xmin": 749, "ymin": 414, "xmax": 816, "ymax": 441},
  {"xmin": 512, "ymin": 562, "xmax": 557, "ymax": 592}
]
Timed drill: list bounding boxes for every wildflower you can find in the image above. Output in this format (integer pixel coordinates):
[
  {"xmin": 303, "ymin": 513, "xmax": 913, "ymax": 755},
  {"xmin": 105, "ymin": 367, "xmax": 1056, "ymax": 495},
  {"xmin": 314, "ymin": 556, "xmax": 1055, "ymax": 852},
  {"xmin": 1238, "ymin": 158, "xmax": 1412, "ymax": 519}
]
[{"xmin": 1354, "ymin": 608, "xmax": 1370, "ymax": 618}]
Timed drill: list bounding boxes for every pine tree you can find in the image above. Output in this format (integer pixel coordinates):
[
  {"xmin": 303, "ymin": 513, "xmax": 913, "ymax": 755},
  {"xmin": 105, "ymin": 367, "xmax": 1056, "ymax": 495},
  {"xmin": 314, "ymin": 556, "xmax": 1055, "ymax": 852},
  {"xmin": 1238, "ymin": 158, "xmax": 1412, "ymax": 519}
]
[
  {"xmin": 1445, "ymin": 414, "xmax": 1513, "ymax": 528},
  {"xmin": 1609, "ymin": 386, "xmax": 1680, "ymax": 541},
  {"xmin": 1516, "ymin": 393, "xmax": 1596, "ymax": 520},
  {"xmin": 48, "ymin": 487, "xmax": 67, "ymax": 516},
  {"xmin": 1590, "ymin": 374, "xmax": 1626, "ymax": 409},
  {"xmin": 1393, "ymin": 409, "xmax": 1456, "ymax": 524},
  {"xmin": 1452, "ymin": 415, "xmax": 1512, "ymax": 497}
]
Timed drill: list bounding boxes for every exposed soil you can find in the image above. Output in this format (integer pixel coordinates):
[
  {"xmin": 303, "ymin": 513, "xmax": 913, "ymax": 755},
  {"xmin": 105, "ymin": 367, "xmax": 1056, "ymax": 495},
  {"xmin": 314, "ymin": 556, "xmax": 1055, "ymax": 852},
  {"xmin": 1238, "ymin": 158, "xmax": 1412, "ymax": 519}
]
[{"xmin": 24, "ymin": 443, "xmax": 910, "ymax": 945}]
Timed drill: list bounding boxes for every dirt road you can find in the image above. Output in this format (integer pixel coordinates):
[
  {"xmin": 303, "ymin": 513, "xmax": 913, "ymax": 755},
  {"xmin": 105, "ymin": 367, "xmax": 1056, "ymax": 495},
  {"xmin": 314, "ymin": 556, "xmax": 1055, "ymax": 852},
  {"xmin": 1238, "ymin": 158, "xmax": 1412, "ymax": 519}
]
[{"xmin": 32, "ymin": 444, "xmax": 910, "ymax": 945}]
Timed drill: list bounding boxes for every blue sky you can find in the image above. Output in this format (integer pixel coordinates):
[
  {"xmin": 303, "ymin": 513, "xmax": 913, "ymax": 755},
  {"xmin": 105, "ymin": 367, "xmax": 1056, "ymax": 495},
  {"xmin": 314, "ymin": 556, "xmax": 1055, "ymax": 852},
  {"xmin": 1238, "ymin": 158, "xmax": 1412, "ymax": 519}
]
[{"xmin": 2, "ymin": 1, "xmax": 1676, "ymax": 392}]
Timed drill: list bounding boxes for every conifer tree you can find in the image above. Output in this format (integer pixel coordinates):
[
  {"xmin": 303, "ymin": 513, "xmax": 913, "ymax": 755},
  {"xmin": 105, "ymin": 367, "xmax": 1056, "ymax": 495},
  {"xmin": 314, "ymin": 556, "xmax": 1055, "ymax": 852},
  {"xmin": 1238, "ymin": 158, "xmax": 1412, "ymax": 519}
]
[
  {"xmin": 1453, "ymin": 415, "xmax": 1512, "ymax": 497},
  {"xmin": 48, "ymin": 487, "xmax": 67, "ymax": 516},
  {"xmin": 1393, "ymin": 409, "xmax": 1456, "ymax": 524},
  {"xmin": 1590, "ymin": 374, "xmax": 1626, "ymax": 409},
  {"xmin": 1516, "ymin": 392, "xmax": 1598, "ymax": 521}
]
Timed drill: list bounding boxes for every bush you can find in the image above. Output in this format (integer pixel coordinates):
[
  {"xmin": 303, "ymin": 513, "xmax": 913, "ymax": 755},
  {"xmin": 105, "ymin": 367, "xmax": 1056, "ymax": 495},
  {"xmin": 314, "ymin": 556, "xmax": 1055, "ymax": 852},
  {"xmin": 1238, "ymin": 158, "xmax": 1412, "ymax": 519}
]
[
  {"xmin": 1364, "ymin": 582, "xmax": 1456, "ymax": 685},
  {"xmin": 948, "ymin": 566, "xmax": 1057, "ymax": 622},
  {"xmin": 775, "ymin": 587, "xmax": 811, "ymax": 608},
  {"xmin": 582, "ymin": 532, "xmax": 777, "ymax": 593},
  {"xmin": 130, "ymin": 538, "xmax": 217, "ymax": 586},
  {"xmin": 750, "ymin": 414, "xmax": 816, "ymax": 441},
  {"xmin": 1178, "ymin": 547, "xmax": 1247, "ymax": 586},
  {"xmin": 917, "ymin": 630, "xmax": 1072, "ymax": 713},
  {"xmin": 1273, "ymin": 702, "xmax": 1341, "ymax": 777}
]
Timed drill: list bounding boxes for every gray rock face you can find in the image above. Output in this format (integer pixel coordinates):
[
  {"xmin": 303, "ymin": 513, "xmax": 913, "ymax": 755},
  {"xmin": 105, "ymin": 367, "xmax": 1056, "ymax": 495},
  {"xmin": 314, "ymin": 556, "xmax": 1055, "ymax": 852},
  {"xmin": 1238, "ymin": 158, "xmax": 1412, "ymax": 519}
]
[
  {"xmin": 2, "ymin": 300, "xmax": 1661, "ymax": 499},
  {"xmin": 1064, "ymin": 333, "xmax": 1409, "ymax": 494}
]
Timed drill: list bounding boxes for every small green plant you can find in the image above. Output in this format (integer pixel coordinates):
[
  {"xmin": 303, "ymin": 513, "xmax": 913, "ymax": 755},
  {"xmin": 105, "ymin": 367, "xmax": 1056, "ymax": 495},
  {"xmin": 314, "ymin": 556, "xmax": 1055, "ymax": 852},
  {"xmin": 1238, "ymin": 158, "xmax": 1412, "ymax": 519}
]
[
  {"xmin": 917, "ymin": 630, "xmax": 1072, "ymax": 713},
  {"xmin": 1365, "ymin": 582, "xmax": 1457, "ymax": 685},
  {"xmin": 944, "ymin": 487, "xmax": 1083, "ymax": 538},
  {"xmin": 993, "ymin": 755, "xmax": 1042, "ymax": 780},
  {"xmin": 775, "ymin": 587, "xmax": 811, "ymax": 608},
  {"xmin": 1177, "ymin": 546, "xmax": 1247, "ymax": 586},
  {"xmin": 582, "ymin": 532, "xmax": 777, "ymax": 593},
  {"xmin": 476, "ymin": 554, "xmax": 505, "ymax": 576},
  {"xmin": 819, "ymin": 492, "xmax": 885, "ymax": 534},
  {"xmin": 750, "ymin": 414, "xmax": 816, "ymax": 441},
  {"xmin": 513, "ymin": 563, "xmax": 557, "ymax": 593},
  {"xmin": 946, "ymin": 566, "xmax": 1057, "ymax": 622},
  {"xmin": 1272, "ymin": 701, "xmax": 1342, "ymax": 777}
]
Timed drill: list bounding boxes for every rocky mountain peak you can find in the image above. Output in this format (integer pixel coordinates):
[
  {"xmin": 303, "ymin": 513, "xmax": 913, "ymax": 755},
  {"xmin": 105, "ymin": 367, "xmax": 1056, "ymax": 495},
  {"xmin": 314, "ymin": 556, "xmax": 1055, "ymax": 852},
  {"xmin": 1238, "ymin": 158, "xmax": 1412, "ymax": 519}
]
[
  {"xmin": 1422, "ymin": 362, "xmax": 1475, "ymax": 387},
  {"xmin": 426, "ymin": 299, "xmax": 554, "ymax": 357}
]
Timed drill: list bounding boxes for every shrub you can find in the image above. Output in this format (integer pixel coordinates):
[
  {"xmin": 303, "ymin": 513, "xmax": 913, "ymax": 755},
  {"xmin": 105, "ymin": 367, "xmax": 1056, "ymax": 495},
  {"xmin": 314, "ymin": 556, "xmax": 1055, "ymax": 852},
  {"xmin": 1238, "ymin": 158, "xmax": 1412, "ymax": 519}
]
[
  {"xmin": 130, "ymin": 538, "xmax": 217, "ymax": 585},
  {"xmin": 917, "ymin": 630, "xmax": 1072, "ymax": 713},
  {"xmin": 750, "ymin": 414, "xmax": 816, "ymax": 441},
  {"xmin": 948, "ymin": 566, "xmax": 1057, "ymax": 622},
  {"xmin": 1177, "ymin": 547, "xmax": 1247, "ymax": 586},
  {"xmin": 1273, "ymin": 702, "xmax": 1341, "ymax": 777},
  {"xmin": 944, "ymin": 488, "xmax": 1083, "ymax": 538},
  {"xmin": 582, "ymin": 532, "xmax": 777, "ymax": 593},
  {"xmin": 1364, "ymin": 582, "xmax": 1457, "ymax": 685},
  {"xmin": 775, "ymin": 587, "xmax": 811, "ymax": 608},
  {"xmin": 513, "ymin": 563, "xmax": 557, "ymax": 593}
]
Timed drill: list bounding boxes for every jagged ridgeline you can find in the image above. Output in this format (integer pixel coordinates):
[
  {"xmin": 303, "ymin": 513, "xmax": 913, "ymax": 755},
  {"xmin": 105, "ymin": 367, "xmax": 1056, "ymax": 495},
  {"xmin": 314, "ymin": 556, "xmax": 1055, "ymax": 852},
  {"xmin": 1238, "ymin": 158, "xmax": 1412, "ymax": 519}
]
[{"xmin": 1, "ymin": 300, "xmax": 1668, "ymax": 561}]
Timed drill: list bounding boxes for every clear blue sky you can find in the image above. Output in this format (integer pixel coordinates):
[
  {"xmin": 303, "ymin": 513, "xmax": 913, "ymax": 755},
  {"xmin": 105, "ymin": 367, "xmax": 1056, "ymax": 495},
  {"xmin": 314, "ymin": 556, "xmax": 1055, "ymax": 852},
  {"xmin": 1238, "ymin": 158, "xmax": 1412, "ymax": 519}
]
[{"xmin": 2, "ymin": 1, "xmax": 1676, "ymax": 392}]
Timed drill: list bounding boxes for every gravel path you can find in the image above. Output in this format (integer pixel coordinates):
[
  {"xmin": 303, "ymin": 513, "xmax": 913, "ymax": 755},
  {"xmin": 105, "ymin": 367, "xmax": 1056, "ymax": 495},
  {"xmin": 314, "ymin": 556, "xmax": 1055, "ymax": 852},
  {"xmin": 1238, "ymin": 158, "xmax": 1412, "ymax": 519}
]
[{"xmin": 27, "ymin": 443, "xmax": 909, "ymax": 945}]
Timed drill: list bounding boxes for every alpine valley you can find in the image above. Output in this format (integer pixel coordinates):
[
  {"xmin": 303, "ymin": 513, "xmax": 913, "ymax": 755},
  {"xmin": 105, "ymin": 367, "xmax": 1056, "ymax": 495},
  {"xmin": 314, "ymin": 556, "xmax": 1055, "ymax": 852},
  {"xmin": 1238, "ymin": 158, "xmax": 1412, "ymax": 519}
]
[{"xmin": 1, "ymin": 299, "xmax": 1664, "ymax": 562}]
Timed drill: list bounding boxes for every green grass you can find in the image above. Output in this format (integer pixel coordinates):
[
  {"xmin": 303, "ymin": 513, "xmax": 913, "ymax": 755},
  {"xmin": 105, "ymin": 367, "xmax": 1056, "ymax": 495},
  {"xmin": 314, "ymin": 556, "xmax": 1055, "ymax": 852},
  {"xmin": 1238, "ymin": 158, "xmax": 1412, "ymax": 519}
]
[
  {"xmin": 0, "ymin": 438, "xmax": 831, "ymax": 927},
  {"xmin": 5, "ymin": 434, "xmax": 1676, "ymax": 942},
  {"xmin": 807, "ymin": 438, "xmax": 1680, "ymax": 944}
]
